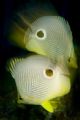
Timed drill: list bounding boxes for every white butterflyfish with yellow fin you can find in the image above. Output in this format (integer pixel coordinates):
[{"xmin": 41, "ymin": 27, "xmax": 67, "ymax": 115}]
[
  {"xmin": 7, "ymin": 55, "xmax": 71, "ymax": 112},
  {"xmin": 24, "ymin": 16, "xmax": 77, "ymax": 69}
]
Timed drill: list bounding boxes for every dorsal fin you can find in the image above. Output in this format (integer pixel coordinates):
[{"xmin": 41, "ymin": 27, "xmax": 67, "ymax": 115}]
[{"xmin": 6, "ymin": 57, "xmax": 23, "ymax": 73}]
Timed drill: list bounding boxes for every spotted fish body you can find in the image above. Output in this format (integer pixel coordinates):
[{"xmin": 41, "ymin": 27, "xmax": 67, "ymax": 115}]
[
  {"xmin": 25, "ymin": 16, "xmax": 77, "ymax": 68},
  {"xmin": 7, "ymin": 55, "xmax": 71, "ymax": 112}
]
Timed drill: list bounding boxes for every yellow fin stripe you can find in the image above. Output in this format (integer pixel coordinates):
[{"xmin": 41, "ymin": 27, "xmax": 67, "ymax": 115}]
[{"xmin": 41, "ymin": 101, "xmax": 53, "ymax": 113}]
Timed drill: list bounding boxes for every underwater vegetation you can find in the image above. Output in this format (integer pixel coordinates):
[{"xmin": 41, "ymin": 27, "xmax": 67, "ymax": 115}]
[{"xmin": 1, "ymin": 0, "xmax": 80, "ymax": 119}]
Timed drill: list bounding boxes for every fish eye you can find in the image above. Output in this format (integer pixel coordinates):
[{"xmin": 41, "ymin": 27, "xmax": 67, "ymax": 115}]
[
  {"xmin": 35, "ymin": 29, "xmax": 46, "ymax": 40},
  {"xmin": 44, "ymin": 68, "xmax": 54, "ymax": 78},
  {"xmin": 37, "ymin": 31, "xmax": 44, "ymax": 37}
]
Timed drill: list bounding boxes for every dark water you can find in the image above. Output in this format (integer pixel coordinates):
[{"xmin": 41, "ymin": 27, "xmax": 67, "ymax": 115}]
[{"xmin": 1, "ymin": 0, "xmax": 80, "ymax": 119}]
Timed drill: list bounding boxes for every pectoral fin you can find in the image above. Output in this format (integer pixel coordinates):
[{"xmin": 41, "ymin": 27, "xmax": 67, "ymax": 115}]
[
  {"xmin": 69, "ymin": 57, "xmax": 78, "ymax": 68},
  {"xmin": 69, "ymin": 46, "xmax": 78, "ymax": 69}
]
